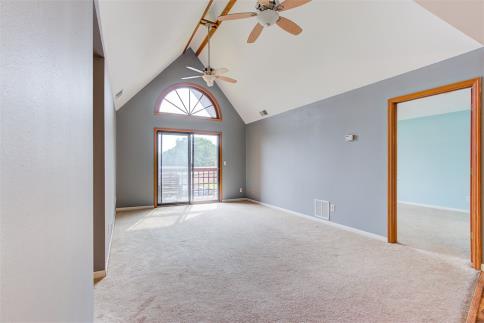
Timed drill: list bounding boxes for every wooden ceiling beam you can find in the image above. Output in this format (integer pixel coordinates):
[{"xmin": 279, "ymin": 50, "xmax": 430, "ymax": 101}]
[
  {"xmin": 195, "ymin": 0, "xmax": 238, "ymax": 56},
  {"xmin": 183, "ymin": 0, "xmax": 214, "ymax": 53}
]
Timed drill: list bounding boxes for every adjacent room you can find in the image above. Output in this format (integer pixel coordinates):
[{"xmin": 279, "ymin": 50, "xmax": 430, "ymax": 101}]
[
  {"xmin": 1, "ymin": 0, "xmax": 484, "ymax": 322},
  {"xmin": 397, "ymin": 88, "xmax": 472, "ymax": 261}
]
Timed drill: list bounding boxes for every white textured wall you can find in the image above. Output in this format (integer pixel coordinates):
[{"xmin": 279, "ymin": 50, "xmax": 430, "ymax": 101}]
[{"xmin": 0, "ymin": 1, "xmax": 93, "ymax": 321}]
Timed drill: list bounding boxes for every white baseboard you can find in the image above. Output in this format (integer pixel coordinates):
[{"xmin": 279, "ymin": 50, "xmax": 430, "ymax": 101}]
[
  {"xmin": 247, "ymin": 199, "xmax": 386, "ymax": 242},
  {"xmin": 222, "ymin": 198, "xmax": 248, "ymax": 202},
  {"xmin": 105, "ymin": 216, "xmax": 115, "ymax": 274},
  {"xmin": 398, "ymin": 201, "xmax": 468, "ymax": 213},
  {"xmin": 93, "ymin": 211, "xmax": 116, "ymax": 282},
  {"xmin": 116, "ymin": 205, "xmax": 153, "ymax": 212}
]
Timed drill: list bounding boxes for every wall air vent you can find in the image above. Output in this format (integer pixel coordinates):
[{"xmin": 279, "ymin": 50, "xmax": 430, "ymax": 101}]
[
  {"xmin": 259, "ymin": 110, "xmax": 268, "ymax": 117},
  {"xmin": 314, "ymin": 199, "xmax": 330, "ymax": 220}
]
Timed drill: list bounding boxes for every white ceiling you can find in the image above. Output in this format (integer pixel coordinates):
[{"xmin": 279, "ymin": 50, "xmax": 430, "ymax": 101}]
[
  {"xmin": 96, "ymin": 0, "xmax": 208, "ymax": 108},
  {"xmin": 189, "ymin": 0, "xmax": 230, "ymax": 52},
  {"xmin": 416, "ymin": 0, "xmax": 484, "ymax": 45},
  {"xmin": 398, "ymin": 88, "xmax": 471, "ymax": 121},
  {"xmin": 98, "ymin": 0, "xmax": 482, "ymax": 122},
  {"xmin": 196, "ymin": 0, "xmax": 481, "ymax": 123}
]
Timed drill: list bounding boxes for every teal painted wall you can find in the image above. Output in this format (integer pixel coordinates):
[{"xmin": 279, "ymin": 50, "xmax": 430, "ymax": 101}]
[{"xmin": 398, "ymin": 111, "xmax": 470, "ymax": 211}]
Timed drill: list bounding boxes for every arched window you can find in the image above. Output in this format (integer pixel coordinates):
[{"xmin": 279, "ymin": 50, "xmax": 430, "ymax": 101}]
[{"xmin": 155, "ymin": 83, "xmax": 221, "ymax": 120}]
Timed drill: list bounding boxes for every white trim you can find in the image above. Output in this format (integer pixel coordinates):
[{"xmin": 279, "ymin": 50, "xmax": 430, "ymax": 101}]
[
  {"xmin": 93, "ymin": 211, "xmax": 116, "ymax": 281},
  {"xmin": 93, "ymin": 270, "xmax": 106, "ymax": 280},
  {"xmin": 105, "ymin": 215, "xmax": 115, "ymax": 274},
  {"xmin": 398, "ymin": 201, "xmax": 468, "ymax": 213},
  {"xmin": 116, "ymin": 205, "xmax": 153, "ymax": 212},
  {"xmin": 222, "ymin": 198, "xmax": 248, "ymax": 202},
  {"xmin": 247, "ymin": 199, "xmax": 386, "ymax": 242}
]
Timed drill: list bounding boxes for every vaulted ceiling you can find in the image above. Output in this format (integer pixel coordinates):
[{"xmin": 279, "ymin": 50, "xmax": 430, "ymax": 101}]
[
  {"xmin": 97, "ymin": 0, "xmax": 483, "ymax": 123},
  {"xmin": 95, "ymin": 0, "xmax": 209, "ymax": 108}
]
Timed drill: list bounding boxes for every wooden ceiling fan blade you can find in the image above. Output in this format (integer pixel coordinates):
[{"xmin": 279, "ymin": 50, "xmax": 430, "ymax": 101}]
[
  {"xmin": 218, "ymin": 12, "xmax": 257, "ymax": 21},
  {"xmin": 215, "ymin": 68, "xmax": 229, "ymax": 75},
  {"xmin": 276, "ymin": 17, "xmax": 302, "ymax": 35},
  {"xmin": 186, "ymin": 66, "xmax": 204, "ymax": 74},
  {"xmin": 276, "ymin": 0, "xmax": 311, "ymax": 12},
  {"xmin": 216, "ymin": 75, "xmax": 237, "ymax": 83},
  {"xmin": 181, "ymin": 76, "xmax": 203, "ymax": 79},
  {"xmin": 247, "ymin": 23, "xmax": 263, "ymax": 43}
]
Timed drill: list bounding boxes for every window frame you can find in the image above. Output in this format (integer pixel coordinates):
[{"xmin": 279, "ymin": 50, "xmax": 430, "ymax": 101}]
[{"xmin": 154, "ymin": 82, "xmax": 222, "ymax": 121}]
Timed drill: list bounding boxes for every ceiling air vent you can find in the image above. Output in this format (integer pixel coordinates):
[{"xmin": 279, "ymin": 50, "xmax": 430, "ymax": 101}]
[{"xmin": 259, "ymin": 110, "xmax": 268, "ymax": 117}]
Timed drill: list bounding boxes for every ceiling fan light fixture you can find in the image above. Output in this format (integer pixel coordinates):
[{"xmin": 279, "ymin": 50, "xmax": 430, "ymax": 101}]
[
  {"xmin": 219, "ymin": 0, "xmax": 310, "ymax": 43},
  {"xmin": 202, "ymin": 74, "xmax": 216, "ymax": 87},
  {"xmin": 182, "ymin": 18, "xmax": 237, "ymax": 86},
  {"xmin": 257, "ymin": 9, "xmax": 279, "ymax": 26}
]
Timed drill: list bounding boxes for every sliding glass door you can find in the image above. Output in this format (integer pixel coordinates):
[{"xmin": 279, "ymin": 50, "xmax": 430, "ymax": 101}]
[
  {"xmin": 158, "ymin": 132, "xmax": 190, "ymax": 205},
  {"xmin": 157, "ymin": 131, "xmax": 220, "ymax": 206},
  {"xmin": 192, "ymin": 134, "xmax": 219, "ymax": 202}
]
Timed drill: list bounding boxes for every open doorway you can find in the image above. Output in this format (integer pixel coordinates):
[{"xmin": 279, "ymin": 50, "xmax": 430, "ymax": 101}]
[
  {"xmin": 153, "ymin": 129, "xmax": 222, "ymax": 206},
  {"xmin": 387, "ymin": 78, "xmax": 482, "ymax": 269},
  {"xmin": 398, "ymin": 88, "xmax": 471, "ymax": 260}
]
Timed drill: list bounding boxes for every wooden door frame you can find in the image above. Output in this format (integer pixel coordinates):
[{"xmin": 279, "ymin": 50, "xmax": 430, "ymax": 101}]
[
  {"xmin": 387, "ymin": 78, "xmax": 482, "ymax": 269},
  {"xmin": 153, "ymin": 128, "xmax": 223, "ymax": 208}
]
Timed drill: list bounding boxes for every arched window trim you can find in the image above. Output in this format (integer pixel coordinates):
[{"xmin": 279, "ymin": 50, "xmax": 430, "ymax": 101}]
[{"xmin": 154, "ymin": 82, "xmax": 222, "ymax": 121}]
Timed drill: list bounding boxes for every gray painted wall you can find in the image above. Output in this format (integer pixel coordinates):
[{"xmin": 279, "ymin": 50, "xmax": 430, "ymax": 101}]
[
  {"xmin": 246, "ymin": 48, "xmax": 484, "ymax": 238},
  {"xmin": 0, "ymin": 0, "xmax": 93, "ymax": 321},
  {"xmin": 93, "ymin": 5, "xmax": 116, "ymax": 273},
  {"xmin": 116, "ymin": 50, "xmax": 246, "ymax": 207}
]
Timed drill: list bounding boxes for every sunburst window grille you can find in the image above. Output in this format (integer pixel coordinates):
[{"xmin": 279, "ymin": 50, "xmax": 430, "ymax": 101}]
[{"xmin": 157, "ymin": 85, "xmax": 220, "ymax": 119}]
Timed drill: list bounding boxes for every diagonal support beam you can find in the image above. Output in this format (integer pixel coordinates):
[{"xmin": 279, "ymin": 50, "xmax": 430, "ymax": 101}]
[
  {"xmin": 183, "ymin": 0, "xmax": 214, "ymax": 53},
  {"xmin": 195, "ymin": 0, "xmax": 238, "ymax": 56}
]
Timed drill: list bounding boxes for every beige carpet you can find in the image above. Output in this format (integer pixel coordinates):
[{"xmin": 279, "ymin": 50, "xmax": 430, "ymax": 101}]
[
  {"xmin": 398, "ymin": 203, "xmax": 470, "ymax": 261},
  {"xmin": 95, "ymin": 202, "xmax": 477, "ymax": 323}
]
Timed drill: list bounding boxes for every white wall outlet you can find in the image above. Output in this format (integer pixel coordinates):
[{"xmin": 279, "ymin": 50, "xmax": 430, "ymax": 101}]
[
  {"xmin": 240, "ymin": 187, "xmax": 243, "ymax": 193},
  {"xmin": 330, "ymin": 203, "xmax": 335, "ymax": 213}
]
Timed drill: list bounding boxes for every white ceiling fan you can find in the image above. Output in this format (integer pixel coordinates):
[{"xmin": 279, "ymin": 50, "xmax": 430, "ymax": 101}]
[
  {"xmin": 182, "ymin": 22, "xmax": 237, "ymax": 87},
  {"xmin": 218, "ymin": 0, "xmax": 311, "ymax": 43}
]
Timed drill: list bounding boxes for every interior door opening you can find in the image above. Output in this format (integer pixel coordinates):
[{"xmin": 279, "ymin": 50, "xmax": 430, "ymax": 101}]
[
  {"xmin": 155, "ymin": 129, "xmax": 221, "ymax": 206},
  {"xmin": 387, "ymin": 78, "xmax": 481, "ymax": 269},
  {"xmin": 397, "ymin": 88, "xmax": 471, "ymax": 261}
]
